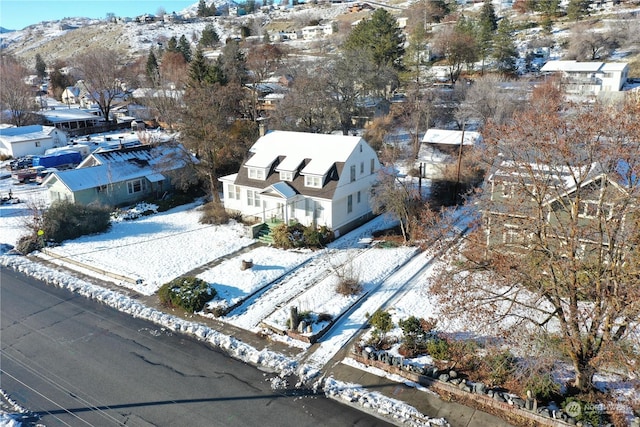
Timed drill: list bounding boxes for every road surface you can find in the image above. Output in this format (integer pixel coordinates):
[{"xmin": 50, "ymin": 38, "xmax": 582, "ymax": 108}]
[{"xmin": 1, "ymin": 267, "xmax": 391, "ymax": 427}]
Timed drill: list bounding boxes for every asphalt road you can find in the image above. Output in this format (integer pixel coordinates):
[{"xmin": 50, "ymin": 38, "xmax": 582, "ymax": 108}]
[{"xmin": 1, "ymin": 267, "xmax": 391, "ymax": 427}]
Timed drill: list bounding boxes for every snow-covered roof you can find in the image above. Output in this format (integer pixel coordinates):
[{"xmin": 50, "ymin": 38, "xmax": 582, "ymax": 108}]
[
  {"xmin": 48, "ymin": 162, "xmax": 167, "ymax": 191},
  {"xmin": 601, "ymin": 62, "xmax": 629, "ymax": 72},
  {"xmin": 540, "ymin": 60, "xmax": 628, "ymax": 74},
  {"xmin": 45, "ymin": 144, "xmax": 189, "ymax": 191},
  {"xmin": 0, "ymin": 125, "xmax": 57, "ymax": 142},
  {"xmin": 421, "ymin": 129, "xmax": 482, "ymax": 146},
  {"xmin": 250, "ymin": 131, "xmax": 362, "ymax": 177},
  {"xmin": 40, "ymin": 108, "xmax": 100, "ymax": 123}
]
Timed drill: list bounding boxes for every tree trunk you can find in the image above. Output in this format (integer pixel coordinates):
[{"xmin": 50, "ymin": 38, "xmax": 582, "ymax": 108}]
[{"xmin": 573, "ymin": 359, "xmax": 595, "ymax": 392}]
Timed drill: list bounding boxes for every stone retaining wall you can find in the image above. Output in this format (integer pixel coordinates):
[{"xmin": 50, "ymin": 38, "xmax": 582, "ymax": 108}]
[{"xmin": 351, "ymin": 351, "xmax": 578, "ymax": 427}]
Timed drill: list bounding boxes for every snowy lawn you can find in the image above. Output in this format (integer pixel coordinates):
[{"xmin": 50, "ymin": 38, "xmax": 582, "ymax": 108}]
[
  {"xmin": 198, "ymin": 245, "xmax": 314, "ymax": 312},
  {"xmin": 40, "ymin": 203, "xmax": 255, "ymax": 295},
  {"xmin": 263, "ymin": 246, "xmax": 417, "ymax": 335}
]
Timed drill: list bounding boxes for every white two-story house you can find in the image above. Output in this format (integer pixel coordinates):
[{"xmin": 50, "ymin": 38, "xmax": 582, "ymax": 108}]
[
  {"xmin": 219, "ymin": 130, "xmax": 382, "ymax": 237},
  {"xmin": 540, "ymin": 60, "xmax": 629, "ymax": 96}
]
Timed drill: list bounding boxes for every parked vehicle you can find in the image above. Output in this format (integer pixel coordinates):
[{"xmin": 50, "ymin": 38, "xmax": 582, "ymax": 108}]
[
  {"xmin": 11, "ymin": 166, "xmax": 43, "ymax": 183},
  {"xmin": 9, "ymin": 156, "xmax": 34, "ymax": 171},
  {"xmin": 35, "ymin": 167, "xmax": 58, "ymax": 184}
]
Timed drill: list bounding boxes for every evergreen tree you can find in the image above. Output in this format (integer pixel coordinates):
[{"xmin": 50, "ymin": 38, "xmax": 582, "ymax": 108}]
[
  {"xmin": 146, "ymin": 49, "xmax": 160, "ymax": 85},
  {"xmin": 493, "ymin": 17, "xmax": 518, "ymax": 75},
  {"xmin": 199, "ymin": 24, "xmax": 220, "ymax": 48},
  {"xmin": 178, "ymin": 35, "xmax": 192, "ymax": 62},
  {"xmin": 566, "ymin": 0, "xmax": 590, "ymax": 21},
  {"xmin": 477, "ymin": 0, "xmax": 497, "ymax": 74},
  {"xmin": 167, "ymin": 36, "xmax": 179, "ymax": 53},
  {"xmin": 188, "ymin": 49, "xmax": 226, "ymax": 86},
  {"xmin": 343, "ymin": 8, "xmax": 405, "ymax": 70},
  {"xmin": 197, "ymin": 0, "xmax": 208, "ymax": 17},
  {"xmin": 34, "ymin": 53, "xmax": 47, "ymax": 79}
]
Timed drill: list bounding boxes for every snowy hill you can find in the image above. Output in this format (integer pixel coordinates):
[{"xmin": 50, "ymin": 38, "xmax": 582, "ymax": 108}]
[{"xmin": 0, "ymin": 0, "xmax": 351, "ymax": 64}]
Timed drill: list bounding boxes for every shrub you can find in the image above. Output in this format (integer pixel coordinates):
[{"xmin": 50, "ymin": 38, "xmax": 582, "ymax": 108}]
[
  {"xmin": 425, "ymin": 337, "xmax": 450, "ymax": 361},
  {"xmin": 369, "ymin": 309, "xmax": 394, "ymax": 348},
  {"xmin": 522, "ymin": 371, "xmax": 561, "ymax": 401},
  {"xmin": 399, "ymin": 316, "xmax": 426, "ymax": 352},
  {"xmin": 16, "ymin": 234, "xmax": 41, "ymax": 254},
  {"xmin": 158, "ymin": 276, "xmax": 215, "ymax": 312},
  {"xmin": 482, "ymin": 349, "xmax": 517, "ymax": 387},
  {"xmin": 17, "ymin": 201, "xmax": 112, "ymax": 253},
  {"xmin": 199, "ymin": 201, "xmax": 229, "ymax": 225},
  {"xmin": 272, "ymin": 222, "xmax": 334, "ymax": 249},
  {"xmin": 336, "ymin": 277, "xmax": 362, "ymax": 295}
]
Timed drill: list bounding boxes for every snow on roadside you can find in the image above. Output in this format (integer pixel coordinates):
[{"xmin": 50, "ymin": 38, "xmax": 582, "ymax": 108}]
[{"xmin": 0, "ymin": 254, "xmax": 446, "ymax": 427}]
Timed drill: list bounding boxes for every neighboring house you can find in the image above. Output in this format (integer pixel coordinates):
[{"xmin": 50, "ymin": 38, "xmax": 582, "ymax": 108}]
[
  {"xmin": 485, "ymin": 160, "xmax": 633, "ymax": 251},
  {"xmin": 39, "ymin": 108, "xmax": 101, "ymax": 133},
  {"xmin": 540, "ymin": 60, "xmax": 629, "ymax": 95},
  {"xmin": 219, "ymin": 130, "xmax": 381, "ymax": 237},
  {"xmin": 43, "ymin": 143, "xmax": 193, "ymax": 206},
  {"xmin": 61, "ymin": 86, "xmax": 81, "ymax": 105},
  {"xmin": 0, "ymin": 125, "xmax": 68, "ymax": 158},
  {"xmin": 416, "ymin": 128, "xmax": 482, "ymax": 179},
  {"xmin": 301, "ymin": 23, "xmax": 334, "ymax": 40}
]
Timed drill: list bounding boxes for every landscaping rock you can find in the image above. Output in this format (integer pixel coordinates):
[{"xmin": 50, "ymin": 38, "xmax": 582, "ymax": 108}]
[{"xmin": 438, "ymin": 373, "xmax": 450, "ymax": 382}]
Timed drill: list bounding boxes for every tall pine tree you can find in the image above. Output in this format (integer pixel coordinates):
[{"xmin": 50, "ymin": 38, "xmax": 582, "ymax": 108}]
[
  {"xmin": 343, "ymin": 8, "xmax": 405, "ymax": 70},
  {"xmin": 493, "ymin": 17, "xmax": 518, "ymax": 76},
  {"xmin": 146, "ymin": 49, "xmax": 160, "ymax": 85}
]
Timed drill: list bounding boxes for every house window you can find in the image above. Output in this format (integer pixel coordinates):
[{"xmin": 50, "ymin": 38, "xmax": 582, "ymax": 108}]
[
  {"xmin": 350, "ymin": 165, "xmax": 356, "ymax": 182},
  {"xmin": 248, "ymin": 167, "xmax": 265, "ymax": 180},
  {"xmin": 227, "ymin": 184, "xmax": 240, "ymax": 200},
  {"xmin": 305, "ymin": 199, "xmax": 313, "ymax": 216},
  {"xmin": 247, "ymin": 189, "xmax": 261, "ymax": 207},
  {"xmin": 359, "ymin": 144, "xmax": 362, "ymax": 152},
  {"xmin": 370, "ymin": 158, "xmax": 375, "ymax": 174},
  {"xmin": 360, "ymin": 162, "xmax": 364, "ymax": 174},
  {"xmin": 347, "ymin": 195, "xmax": 353, "ymax": 213},
  {"xmin": 127, "ymin": 179, "xmax": 146, "ymax": 194},
  {"xmin": 500, "ymin": 182, "xmax": 516, "ymax": 198},
  {"xmin": 305, "ymin": 175, "xmax": 322, "ymax": 188},
  {"xmin": 578, "ymin": 200, "xmax": 613, "ymax": 219},
  {"xmin": 503, "ymin": 225, "xmax": 524, "ymax": 245},
  {"xmin": 35, "ymin": 141, "xmax": 41, "ymax": 147},
  {"xmin": 280, "ymin": 171, "xmax": 293, "ymax": 181},
  {"xmin": 357, "ymin": 191, "xmax": 361, "ymax": 203}
]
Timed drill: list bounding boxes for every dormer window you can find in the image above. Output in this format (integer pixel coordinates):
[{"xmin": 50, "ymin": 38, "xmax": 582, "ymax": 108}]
[
  {"xmin": 305, "ymin": 175, "xmax": 322, "ymax": 188},
  {"xmin": 248, "ymin": 167, "xmax": 265, "ymax": 180},
  {"xmin": 280, "ymin": 171, "xmax": 294, "ymax": 181}
]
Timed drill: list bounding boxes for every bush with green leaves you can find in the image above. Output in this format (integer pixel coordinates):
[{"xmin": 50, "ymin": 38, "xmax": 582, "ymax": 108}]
[
  {"xmin": 158, "ymin": 276, "xmax": 215, "ymax": 313},
  {"xmin": 272, "ymin": 222, "xmax": 334, "ymax": 249},
  {"xmin": 45, "ymin": 201, "xmax": 111, "ymax": 242},
  {"xmin": 368, "ymin": 309, "xmax": 394, "ymax": 348},
  {"xmin": 425, "ymin": 337, "xmax": 450, "ymax": 361},
  {"xmin": 483, "ymin": 350, "xmax": 517, "ymax": 387},
  {"xmin": 17, "ymin": 200, "xmax": 111, "ymax": 253}
]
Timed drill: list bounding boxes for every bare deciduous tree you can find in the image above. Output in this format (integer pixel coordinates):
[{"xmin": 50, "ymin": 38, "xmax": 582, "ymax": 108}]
[
  {"xmin": 73, "ymin": 48, "xmax": 129, "ymax": 123},
  {"xmin": 432, "ymin": 84, "xmax": 640, "ymax": 393},
  {"xmin": 0, "ymin": 56, "xmax": 38, "ymax": 126},
  {"xmin": 565, "ymin": 22, "xmax": 619, "ymax": 61}
]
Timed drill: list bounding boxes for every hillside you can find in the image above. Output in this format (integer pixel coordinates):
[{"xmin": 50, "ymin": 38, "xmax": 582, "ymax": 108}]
[{"xmin": 1, "ymin": 0, "xmax": 639, "ymax": 78}]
